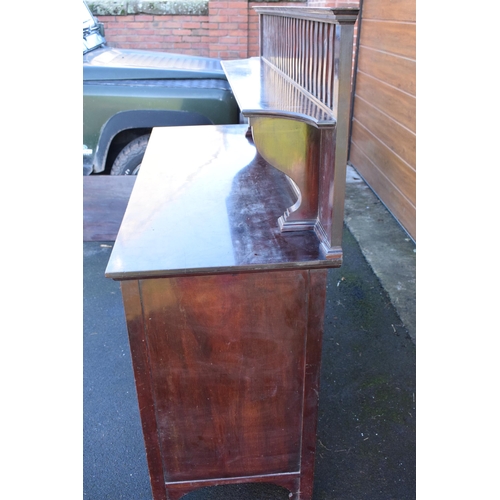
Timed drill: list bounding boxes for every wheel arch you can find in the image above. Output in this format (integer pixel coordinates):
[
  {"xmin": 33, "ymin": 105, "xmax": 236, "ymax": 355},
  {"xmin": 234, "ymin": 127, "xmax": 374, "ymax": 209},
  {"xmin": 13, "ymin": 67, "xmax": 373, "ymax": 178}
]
[{"xmin": 92, "ymin": 109, "xmax": 213, "ymax": 173}]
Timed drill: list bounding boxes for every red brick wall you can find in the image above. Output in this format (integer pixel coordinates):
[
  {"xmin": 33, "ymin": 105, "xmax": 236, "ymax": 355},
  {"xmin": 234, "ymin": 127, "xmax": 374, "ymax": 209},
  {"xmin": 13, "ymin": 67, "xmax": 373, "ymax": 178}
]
[
  {"xmin": 97, "ymin": 14, "xmax": 212, "ymax": 56},
  {"xmin": 208, "ymin": 0, "xmax": 248, "ymax": 59}
]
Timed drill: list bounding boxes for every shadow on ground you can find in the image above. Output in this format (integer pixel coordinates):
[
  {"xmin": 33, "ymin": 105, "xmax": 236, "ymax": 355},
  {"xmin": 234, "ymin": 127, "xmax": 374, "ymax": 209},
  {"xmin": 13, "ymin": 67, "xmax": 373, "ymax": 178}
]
[{"xmin": 83, "ymin": 226, "xmax": 415, "ymax": 500}]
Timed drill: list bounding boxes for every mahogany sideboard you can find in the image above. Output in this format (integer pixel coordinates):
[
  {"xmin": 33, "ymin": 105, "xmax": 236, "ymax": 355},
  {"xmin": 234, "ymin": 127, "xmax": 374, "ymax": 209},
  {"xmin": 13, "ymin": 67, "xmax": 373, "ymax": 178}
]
[{"xmin": 106, "ymin": 7, "xmax": 358, "ymax": 499}]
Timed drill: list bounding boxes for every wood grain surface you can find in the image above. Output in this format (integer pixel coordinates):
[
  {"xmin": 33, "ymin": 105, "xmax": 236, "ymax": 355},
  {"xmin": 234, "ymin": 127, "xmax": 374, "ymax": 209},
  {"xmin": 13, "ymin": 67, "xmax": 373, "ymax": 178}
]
[{"xmin": 121, "ymin": 269, "xmax": 328, "ymax": 499}]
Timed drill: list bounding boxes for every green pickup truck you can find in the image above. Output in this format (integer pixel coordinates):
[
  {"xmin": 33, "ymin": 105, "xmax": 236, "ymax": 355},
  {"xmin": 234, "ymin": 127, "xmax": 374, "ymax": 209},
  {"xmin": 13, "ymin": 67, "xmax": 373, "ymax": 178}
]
[{"xmin": 83, "ymin": 1, "xmax": 240, "ymax": 175}]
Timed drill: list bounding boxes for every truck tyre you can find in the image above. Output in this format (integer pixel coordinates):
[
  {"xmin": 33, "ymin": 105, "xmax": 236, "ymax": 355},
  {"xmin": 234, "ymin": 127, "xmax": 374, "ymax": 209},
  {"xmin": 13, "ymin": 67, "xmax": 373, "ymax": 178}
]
[{"xmin": 110, "ymin": 134, "xmax": 150, "ymax": 175}]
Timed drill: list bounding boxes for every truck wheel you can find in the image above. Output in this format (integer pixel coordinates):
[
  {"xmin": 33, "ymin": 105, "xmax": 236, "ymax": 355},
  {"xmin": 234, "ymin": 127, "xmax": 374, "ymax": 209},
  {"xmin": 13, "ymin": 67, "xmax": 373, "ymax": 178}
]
[{"xmin": 110, "ymin": 134, "xmax": 150, "ymax": 175}]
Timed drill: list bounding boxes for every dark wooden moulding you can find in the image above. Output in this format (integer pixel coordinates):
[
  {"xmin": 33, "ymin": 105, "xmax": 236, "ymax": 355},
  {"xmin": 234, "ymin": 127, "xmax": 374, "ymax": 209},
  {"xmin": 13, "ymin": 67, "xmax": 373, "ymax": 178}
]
[{"xmin": 105, "ymin": 7, "xmax": 358, "ymax": 500}]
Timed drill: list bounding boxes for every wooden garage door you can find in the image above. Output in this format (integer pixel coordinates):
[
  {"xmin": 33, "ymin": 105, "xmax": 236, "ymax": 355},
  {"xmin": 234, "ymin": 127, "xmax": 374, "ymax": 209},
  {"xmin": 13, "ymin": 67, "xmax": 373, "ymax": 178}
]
[{"xmin": 349, "ymin": 0, "xmax": 416, "ymax": 240}]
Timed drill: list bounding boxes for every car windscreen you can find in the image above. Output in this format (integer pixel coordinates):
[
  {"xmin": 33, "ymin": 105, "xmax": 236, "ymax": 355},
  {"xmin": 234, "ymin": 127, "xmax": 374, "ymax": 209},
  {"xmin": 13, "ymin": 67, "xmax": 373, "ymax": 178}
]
[
  {"xmin": 83, "ymin": 1, "xmax": 96, "ymax": 31},
  {"xmin": 83, "ymin": 1, "xmax": 105, "ymax": 54}
]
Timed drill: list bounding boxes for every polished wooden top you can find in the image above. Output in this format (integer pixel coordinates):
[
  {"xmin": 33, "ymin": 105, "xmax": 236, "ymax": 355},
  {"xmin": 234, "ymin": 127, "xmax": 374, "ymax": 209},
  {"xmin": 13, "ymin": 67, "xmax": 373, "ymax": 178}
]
[
  {"xmin": 105, "ymin": 125, "xmax": 342, "ymax": 280},
  {"xmin": 221, "ymin": 58, "xmax": 336, "ymax": 128}
]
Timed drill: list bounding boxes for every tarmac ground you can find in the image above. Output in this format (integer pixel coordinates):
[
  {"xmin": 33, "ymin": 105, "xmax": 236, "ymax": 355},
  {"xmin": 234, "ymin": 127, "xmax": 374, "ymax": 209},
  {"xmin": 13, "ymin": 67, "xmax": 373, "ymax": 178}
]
[{"xmin": 83, "ymin": 164, "xmax": 416, "ymax": 499}]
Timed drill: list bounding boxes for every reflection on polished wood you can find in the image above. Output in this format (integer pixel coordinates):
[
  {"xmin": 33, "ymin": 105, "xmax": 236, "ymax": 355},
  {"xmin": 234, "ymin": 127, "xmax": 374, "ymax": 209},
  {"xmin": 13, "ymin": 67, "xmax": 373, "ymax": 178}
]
[
  {"xmin": 250, "ymin": 117, "xmax": 320, "ymax": 232},
  {"xmin": 105, "ymin": 124, "xmax": 342, "ymax": 281},
  {"xmin": 221, "ymin": 57, "xmax": 337, "ymax": 128}
]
